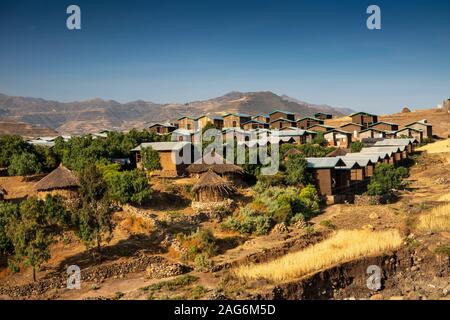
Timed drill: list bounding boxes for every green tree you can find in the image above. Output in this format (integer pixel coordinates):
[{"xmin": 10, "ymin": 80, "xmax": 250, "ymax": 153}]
[
  {"xmin": 0, "ymin": 135, "xmax": 32, "ymax": 167},
  {"xmin": 34, "ymin": 145, "xmax": 59, "ymax": 172},
  {"xmin": 0, "ymin": 202, "xmax": 19, "ymax": 255},
  {"xmin": 6, "ymin": 196, "xmax": 67, "ymax": 281},
  {"xmin": 285, "ymin": 153, "xmax": 311, "ymax": 186},
  {"xmin": 8, "ymin": 152, "xmax": 42, "ymax": 176},
  {"xmin": 73, "ymin": 165, "xmax": 114, "ymax": 260},
  {"xmin": 367, "ymin": 163, "xmax": 408, "ymax": 195},
  {"xmin": 350, "ymin": 141, "xmax": 363, "ymax": 153},
  {"xmin": 141, "ymin": 146, "xmax": 161, "ymax": 171},
  {"xmin": 106, "ymin": 170, "xmax": 152, "ymax": 205}
]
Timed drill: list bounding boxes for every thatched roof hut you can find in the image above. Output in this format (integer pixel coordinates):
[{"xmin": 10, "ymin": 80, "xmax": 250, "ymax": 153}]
[
  {"xmin": 187, "ymin": 152, "xmax": 244, "ymax": 184},
  {"xmin": 192, "ymin": 170, "xmax": 235, "ymax": 202},
  {"xmin": 34, "ymin": 165, "xmax": 80, "ymax": 198}
]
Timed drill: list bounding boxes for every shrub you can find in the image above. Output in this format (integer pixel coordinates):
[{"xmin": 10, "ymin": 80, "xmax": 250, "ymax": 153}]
[
  {"xmin": 350, "ymin": 141, "xmax": 363, "ymax": 153},
  {"xmin": 106, "ymin": 170, "xmax": 152, "ymax": 205},
  {"xmin": 177, "ymin": 228, "xmax": 218, "ymax": 261},
  {"xmin": 367, "ymin": 163, "xmax": 408, "ymax": 195},
  {"xmin": 222, "ymin": 206, "xmax": 273, "ymax": 235},
  {"xmin": 141, "ymin": 146, "xmax": 161, "ymax": 171}
]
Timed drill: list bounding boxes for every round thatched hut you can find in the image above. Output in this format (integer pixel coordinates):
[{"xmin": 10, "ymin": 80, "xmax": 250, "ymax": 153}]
[
  {"xmin": 187, "ymin": 153, "xmax": 244, "ymax": 184},
  {"xmin": 192, "ymin": 170, "xmax": 235, "ymax": 203},
  {"xmin": 34, "ymin": 165, "xmax": 80, "ymax": 199},
  {"xmin": 0, "ymin": 185, "xmax": 7, "ymax": 201}
]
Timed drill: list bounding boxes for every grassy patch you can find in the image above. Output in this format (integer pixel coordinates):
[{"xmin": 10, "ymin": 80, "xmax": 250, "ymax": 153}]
[
  {"xmin": 235, "ymin": 229, "xmax": 402, "ymax": 282},
  {"xmin": 416, "ymin": 204, "xmax": 450, "ymax": 233},
  {"xmin": 434, "ymin": 245, "xmax": 450, "ymax": 257},
  {"xmin": 438, "ymin": 193, "xmax": 450, "ymax": 202}
]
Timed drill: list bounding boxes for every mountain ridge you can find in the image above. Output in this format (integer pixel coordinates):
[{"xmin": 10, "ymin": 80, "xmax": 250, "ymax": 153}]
[{"xmin": 0, "ymin": 91, "xmax": 356, "ymax": 135}]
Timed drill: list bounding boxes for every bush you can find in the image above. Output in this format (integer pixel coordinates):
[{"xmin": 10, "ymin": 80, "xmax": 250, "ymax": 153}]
[
  {"xmin": 367, "ymin": 163, "xmax": 408, "ymax": 196},
  {"xmin": 177, "ymin": 228, "xmax": 218, "ymax": 261},
  {"xmin": 250, "ymin": 185, "xmax": 320, "ymax": 225},
  {"xmin": 141, "ymin": 146, "xmax": 161, "ymax": 171},
  {"xmin": 222, "ymin": 206, "xmax": 273, "ymax": 235},
  {"xmin": 350, "ymin": 141, "xmax": 363, "ymax": 153}
]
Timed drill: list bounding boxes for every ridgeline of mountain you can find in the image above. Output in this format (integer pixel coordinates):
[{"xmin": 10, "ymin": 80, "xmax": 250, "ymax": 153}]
[{"xmin": 0, "ymin": 91, "xmax": 355, "ymax": 135}]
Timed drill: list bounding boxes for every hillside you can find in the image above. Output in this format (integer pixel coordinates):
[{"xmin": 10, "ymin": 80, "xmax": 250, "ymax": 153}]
[
  {"xmin": 325, "ymin": 108, "xmax": 450, "ymax": 138},
  {"xmin": 0, "ymin": 92, "xmax": 354, "ymax": 135},
  {"xmin": 0, "ymin": 120, "xmax": 58, "ymax": 138}
]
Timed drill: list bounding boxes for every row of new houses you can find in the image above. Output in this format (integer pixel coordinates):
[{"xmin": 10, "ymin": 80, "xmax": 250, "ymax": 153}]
[{"xmin": 148, "ymin": 110, "xmax": 433, "ymax": 147}]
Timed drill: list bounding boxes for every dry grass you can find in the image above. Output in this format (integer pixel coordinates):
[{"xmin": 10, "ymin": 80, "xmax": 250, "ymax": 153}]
[
  {"xmin": 438, "ymin": 193, "xmax": 450, "ymax": 202},
  {"xmin": 235, "ymin": 229, "xmax": 402, "ymax": 282},
  {"xmin": 417, "ymin": 204, "xmax": 450, "ymax": 233},
  {"xmin": 417, "ymin": 139, "xmax": 450, "ymax": 154}
]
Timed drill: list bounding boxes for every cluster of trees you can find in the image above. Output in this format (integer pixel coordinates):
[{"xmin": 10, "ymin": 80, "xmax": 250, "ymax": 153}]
[
  {"xmin": 0, "ymin": 164, "xmax": 119, "ymax": 281},
  {"xmin": 0, "ymin": 136, "xmax": 57, "ymax": 176},
  {"xmin": 0, "ymin": 129, "xmax": 166, "ymax": 176},
  {"xmin": 53, "ymin": 130, "xmax": 167, "ymax": 172}
]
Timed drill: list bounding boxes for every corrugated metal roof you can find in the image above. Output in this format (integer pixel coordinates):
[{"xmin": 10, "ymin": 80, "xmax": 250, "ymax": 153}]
[
  {"xmin": 268, "ymin": 109, "xmax": 295, "ymax": 115},
  {"xmin": 306, "ymin": 157, "xmax": 346, "ymax": 169},
  {"xmin": 338, "ymin": 157, "xmax": 372, "ymax": 167},
  {"xmin": 335, "ymin": 159, "xmax": 361, "ymax": 170},
  {"xmin": 131, "ymin": 141, "xmax": 191, "ymax": 152}
]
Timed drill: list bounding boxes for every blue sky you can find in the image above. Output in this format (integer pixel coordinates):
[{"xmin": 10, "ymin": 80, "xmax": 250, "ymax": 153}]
[{"xmin": 0, "ymin": 0, "xmax": 449, "ymax": 113}]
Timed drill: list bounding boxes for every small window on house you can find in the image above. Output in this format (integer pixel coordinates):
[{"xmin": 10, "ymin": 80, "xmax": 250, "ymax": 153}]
[
  {"xmin": 187, "ymin": 124, "xmax": 191, "ymax": 130},
  {"xmin": 232, "ymin": 121, "xmax": 237, "ymax": 127}
]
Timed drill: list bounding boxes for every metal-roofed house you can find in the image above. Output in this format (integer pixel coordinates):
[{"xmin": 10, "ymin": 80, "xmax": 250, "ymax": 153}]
[
  {"xmin": 297, "ymin": 116, "xmax": 324, "ymax": 130},
  {"xmin": 148, "ymin": 122, "xmax": 177, "ymax": 135},
  {"xmin": 323, "ymin": 129, "xmax": 353, "ymax": 148},
  {"xmin": 241, "ymin": 119, "xmax": 269, "ymax": 131},
  {"xmin": 269, "ymin": 110, "xmax": 296, "ymax": 123},
  {"xmin": 306, "ymin": 124, "xmax": 335, "ymax": 133},
  {"xmin": 358, "ymin": 127, "xmax": 386, "ymax": 140},
  {"xmin": 395, "ymin": 127, "xmax": 424, "ymax": 143},
  {"xmin": 305, "ymin": 157, "xmax": 350, "ymax": 204},
  {"xmin": 369, "ymin": 121, "xmax": 399, "ymax": 132},
  {"xmin": 339, "ymin": 123, "xmax": 365, "ymax": 139},
  {"xmin": 269, "ymin": 118, "xmax": 297, "ymax": 130},
  {"xmin": 349, "ymin": 112, "xmax": 378, "ymax": 128},
  {"xmin": 131, "ymin": 141, "xmax": 192, "ymax": 177},
  {"xmin": 223, "ymin": 113, "xmax": 252, "ymax": 129},
  {"xmin": 196, "ymin": 115, "xmax": 224, "ymax": 130},
  {"xmin": 314, "ymin": 112, "xmax": 333, "ymax": 120},
  {"xmin": 405, "ymin": 119, "xmax": 432, "ymax": 139},
  {"xmin": 177, "ymin": 116, "xmax": 197, "ymax": 131},
  {"xmin": 251, "ymin": 114, "xmax": 270, "ymax": 124}
]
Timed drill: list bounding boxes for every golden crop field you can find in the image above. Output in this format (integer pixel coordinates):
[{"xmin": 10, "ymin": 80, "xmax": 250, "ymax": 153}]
[{"xmin": 235, "ymin": 229, "xmax": 403, "ymax": 282}]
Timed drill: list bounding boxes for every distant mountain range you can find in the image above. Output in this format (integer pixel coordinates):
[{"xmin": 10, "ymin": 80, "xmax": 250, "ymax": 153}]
[{"xmin": 0, "ymin": 91, "xmax": 355, "ymax": 136}]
